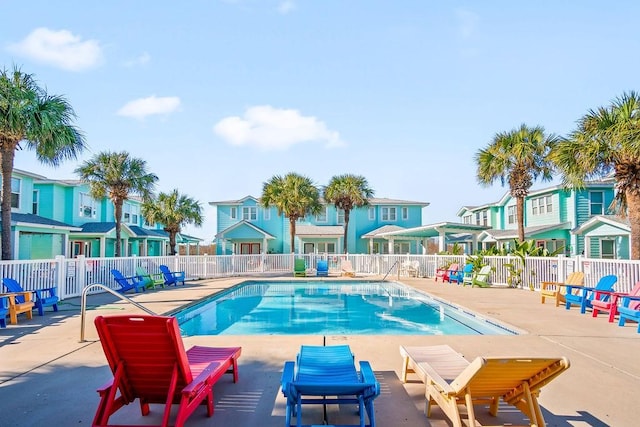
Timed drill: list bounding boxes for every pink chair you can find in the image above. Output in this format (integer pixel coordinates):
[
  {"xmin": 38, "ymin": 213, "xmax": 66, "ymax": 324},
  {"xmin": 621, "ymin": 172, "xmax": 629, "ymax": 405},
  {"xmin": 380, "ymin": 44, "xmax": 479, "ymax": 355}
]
[
  {"xmin": 592, "ymin": 282, "xmax": 640, "ymax": 323},
  {"xmin": 435, "ymin": 263, "xmax": 459, "ymax": 283}
]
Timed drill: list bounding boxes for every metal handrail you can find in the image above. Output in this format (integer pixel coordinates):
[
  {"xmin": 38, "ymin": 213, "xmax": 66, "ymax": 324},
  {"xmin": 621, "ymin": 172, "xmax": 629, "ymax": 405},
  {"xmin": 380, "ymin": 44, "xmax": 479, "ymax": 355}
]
[
  {"xmin": 80, "ymin": 283, "xmax": 157, "ymax": 342},
  {"xmin": 381, "ymin": 260, "xmax": 400, "ymax": 281}
]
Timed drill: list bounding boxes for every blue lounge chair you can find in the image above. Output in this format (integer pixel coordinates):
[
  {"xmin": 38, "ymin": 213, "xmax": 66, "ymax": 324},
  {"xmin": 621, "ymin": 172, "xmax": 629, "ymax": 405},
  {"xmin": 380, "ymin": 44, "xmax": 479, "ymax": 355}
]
[
  {"xmin": 2, "ymin": 277, "xmax": 58, "ymax": 316},
  {"xmin": 281, "ymin": 345, "xmax": 380, "ymax": 427},
  {"xmin": 316, "ymin": 259, "xmax": 329, "ymax": 277},
  {"xmin": 293, "ymin": 259, "xmax": 306, "ymax": 277},
  {"xmin": 450, "ymin": 263, "xmax": 473, "ymax": 285},
  {"xmin": 618, "ymin": 292, "xmax": 640, "ymax": 333},
  {"xmin": 564, "ymin": 274, "xmax": 617, "ymax": 313},
  {"xmin": 110, "ymin": 269, "xmax": 147, "ymax": 293},
  {"xmin": 159, "ymin": 265, "xmax": 186, "ymax": 286}
]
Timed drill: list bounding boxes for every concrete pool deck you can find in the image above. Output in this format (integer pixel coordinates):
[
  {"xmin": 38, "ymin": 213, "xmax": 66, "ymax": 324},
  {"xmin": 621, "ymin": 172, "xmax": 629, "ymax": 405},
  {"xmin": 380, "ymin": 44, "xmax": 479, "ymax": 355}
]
[{"xmin": 1, "ymin": 275, "xmax": 638, "ymax": 426}]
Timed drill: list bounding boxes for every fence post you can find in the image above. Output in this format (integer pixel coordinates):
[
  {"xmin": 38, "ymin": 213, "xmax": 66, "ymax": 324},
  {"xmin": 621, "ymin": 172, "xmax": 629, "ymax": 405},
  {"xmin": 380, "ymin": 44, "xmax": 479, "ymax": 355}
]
[{"xmin": 54, "ymin": 255, "xmax": 66, "ymax": 299}]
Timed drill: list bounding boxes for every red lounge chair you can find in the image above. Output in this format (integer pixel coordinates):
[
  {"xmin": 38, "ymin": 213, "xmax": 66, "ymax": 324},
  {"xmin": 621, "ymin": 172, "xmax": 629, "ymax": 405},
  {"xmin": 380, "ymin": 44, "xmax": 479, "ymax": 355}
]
[{"xmin": 93, "ymin": 315, "xmax": 241, "ymax": 427}]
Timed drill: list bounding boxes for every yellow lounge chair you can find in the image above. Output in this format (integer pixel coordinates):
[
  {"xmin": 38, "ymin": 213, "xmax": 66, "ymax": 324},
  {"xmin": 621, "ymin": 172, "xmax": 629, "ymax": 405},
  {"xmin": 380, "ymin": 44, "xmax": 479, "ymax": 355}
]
[
  {"xmin": 540, "ymin": 271, "xmax": 584, "ymax": 306},
  {"xmin": 400, "ymin": 344, "xmax": 570, "ymax": 427}
]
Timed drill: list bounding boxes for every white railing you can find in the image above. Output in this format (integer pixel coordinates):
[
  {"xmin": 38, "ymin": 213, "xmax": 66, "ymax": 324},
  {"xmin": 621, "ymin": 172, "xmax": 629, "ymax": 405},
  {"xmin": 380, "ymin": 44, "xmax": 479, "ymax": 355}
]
[{"xmin": 1, "ymin": 253, "xmax": 640, "ymax": 300}]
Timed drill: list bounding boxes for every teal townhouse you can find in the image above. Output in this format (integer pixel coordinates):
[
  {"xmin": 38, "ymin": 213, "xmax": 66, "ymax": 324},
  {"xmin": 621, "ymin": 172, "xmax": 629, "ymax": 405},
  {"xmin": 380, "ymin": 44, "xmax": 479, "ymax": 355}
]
[
  {"xmin": 456, "ymin": 178, "xmax": 623, "ymax": 258},
  {"xmin": 210, "ymin": 196, "xmax": 429, "ymax": 255},
  {"xmin": 2, "ymin": 168, "xmax": 201, "ymax": 260}
]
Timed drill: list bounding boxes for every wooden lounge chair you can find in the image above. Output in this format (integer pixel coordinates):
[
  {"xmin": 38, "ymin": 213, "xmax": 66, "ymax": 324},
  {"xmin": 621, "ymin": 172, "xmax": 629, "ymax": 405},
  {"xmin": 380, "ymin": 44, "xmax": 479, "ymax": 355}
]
[
  {"xmin": 0, "ymin": 287, "xmax": 35, "ymax": 325},
  {"xmin": 93, "ymin": 315, "xmax": 241, "ymax": 427},
  {"xmin": 281, "ymin": 345, "xmax": 379, "ymax": 427},
  {"xmin": 2, "ymin": 277, "xmax": 58, "ymax": 316},
  {"xmin": 592, "ymin": 281, "xmax": 640, "ymax": 322},
  {"xmin": 159, "ymin": 264, "xmax": 186, "ymax": 286},
  {"xmin": 400, "ymin": 344, "xmax": 570, "ymax": 427},
  {"xmin": 293, "ymin": 258, "xmax": 306, "ymax": 277},
  {"xmin": 341, "ymin": 259, "xmax": 356, "ymax": 277},
  {"xmin": 540, "ymin": 271, "xmax": 584, "ymax": 306}
]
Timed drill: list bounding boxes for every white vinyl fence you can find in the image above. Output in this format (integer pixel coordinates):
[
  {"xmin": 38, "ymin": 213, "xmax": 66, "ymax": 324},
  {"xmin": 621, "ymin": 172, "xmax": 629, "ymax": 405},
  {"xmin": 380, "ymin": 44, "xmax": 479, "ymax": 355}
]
[{"xmin": 1, "ymin": 253, "xmax": 639, "ymax": 300}]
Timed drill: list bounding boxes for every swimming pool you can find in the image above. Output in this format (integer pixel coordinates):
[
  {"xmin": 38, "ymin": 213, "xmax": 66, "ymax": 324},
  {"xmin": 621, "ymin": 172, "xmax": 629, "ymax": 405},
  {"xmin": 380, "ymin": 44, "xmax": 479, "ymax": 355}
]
[{"xmin": 175, "ymin": 280, "xmax": 517, "ymax": 336}]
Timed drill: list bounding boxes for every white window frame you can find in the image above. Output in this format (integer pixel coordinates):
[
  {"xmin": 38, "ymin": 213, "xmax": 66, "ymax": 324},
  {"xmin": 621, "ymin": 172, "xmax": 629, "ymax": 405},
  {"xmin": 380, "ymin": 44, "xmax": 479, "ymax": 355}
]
[
  {"xmin": 230, "ymin": 207, "xmax": 237, "ymax": 220},
  {"xmin": 337, "ymin": 209, "xmax": 345, "ymax": 224},
  {"xmin": 32, "ymin": 189, "xmax": 39, "ymax": 215},
  {"xmin": 242, "ymin": 206, "xmax": 257, "ymax": 221},
  {"xmin": 317, "ymin": 242, "xmax": 336, "ymax": 253},
  {"xmin": 368, "ymin": 207, "xmax": 375, "ymax": 220},
  {"xmin": 79, "ymin": 192, "xmax": 97, "ymax": 218},
  {"xmin": 531, "ymin": 198, "xmax": 539, "ymax": 215},
  {"xmin": 463, "ymin": 214, "xmax": 472, "ymax": 224},
  {"xmin": 545, "ymin": 195, "xmax": 553, "ymax": 213},
  {"xmin": 316, "ymin": 206, "xmax": 328, "ymax": 222},
  {"xmin": 10, "ymin": 177, "xmax": 21, "ymax": 209},
  {"xmin": 507, "ymin": 205, "xmax": 515, "ymax": 224},
  {"xmin": 402, "ymin": 207, "xmax": 409, "ymax": 220},
  {"xmin": 263, "ymin": 207, "xmax": 270, "ymax": 220},
  {"xmin": 123, "ymin": 203, "xmax": 139, "ymax": 224},
  {"xmin": 600, "ymin": 238, "xmax": 615, "ymax": 259},
  {"xmin": 590, "ymin": 191, "xmax": 604, "ymax": 215},
  {"xmin": 382, "ymin": 207, "xmax": 397, "ymax": 222},
  {"xmin": 482, "ymin": 210, "xmax": 488, "ymax": 226}
]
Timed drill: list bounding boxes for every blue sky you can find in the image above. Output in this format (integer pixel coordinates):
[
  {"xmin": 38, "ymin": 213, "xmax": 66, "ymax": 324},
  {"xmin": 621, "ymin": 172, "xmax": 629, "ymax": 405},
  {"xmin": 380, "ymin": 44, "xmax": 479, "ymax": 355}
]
[{"xmin": 2, "ymin": 1, "xmax": 639, "ymax": 242}]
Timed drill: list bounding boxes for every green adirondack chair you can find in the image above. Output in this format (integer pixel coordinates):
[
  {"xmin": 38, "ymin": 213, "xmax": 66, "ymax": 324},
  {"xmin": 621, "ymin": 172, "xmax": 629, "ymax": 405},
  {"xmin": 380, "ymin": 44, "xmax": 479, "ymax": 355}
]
[
  {"xmin": 471, "ymin": 265, "xmax": 492, "ymax": 288},
  {"xmin": 136, "ymin": 266, "xmax": 165, "ymax": 289}
]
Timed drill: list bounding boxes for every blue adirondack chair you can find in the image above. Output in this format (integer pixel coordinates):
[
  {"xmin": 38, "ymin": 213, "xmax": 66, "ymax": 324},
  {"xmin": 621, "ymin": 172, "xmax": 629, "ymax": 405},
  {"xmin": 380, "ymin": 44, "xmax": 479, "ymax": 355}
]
[
  {"xmin": 618, "ymin": 293, "xmax": 640, "ymax": 333},
  {"xmin": 450, "ymin": 263, "xmax": 473, "ymax": 285},
  {"xmin": 564, "ymin": 274, "xmax": 617, "ymax": 313},
  {"xmin": 316, "ymin": 259, "xmax": 329, "ymax": 277},
  {"xmin": 281, "ymin": 345, "xmax": 380, "ymax": 427},
  {"xmin": 2, "ymin": 277, "xmax": 58, "ymax": 316},
  {"xmin": 159, "ymin": 265, "xmax": 185, "ymax": 286},
  {"xmin": 110, "ymin": 269, "xmax": 147, "ymax": 293},
  {"xmin": 0, "ymin": 295, "xmax": 9, "ymax": 328}
]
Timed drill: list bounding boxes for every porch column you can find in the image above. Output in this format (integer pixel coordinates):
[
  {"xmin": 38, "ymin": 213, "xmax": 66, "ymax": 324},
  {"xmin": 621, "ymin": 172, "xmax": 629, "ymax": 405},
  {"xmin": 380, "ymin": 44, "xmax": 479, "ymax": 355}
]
[
  {"xmin": 263, "ymin": 236, "xmax": 268, "ymax": 253},
  {"xmin": 438, "ymin": 230, "xmax": 446, "ymax": 252},
  {"xmin": 388, "ymin": 237, "xmax": 394, "ymax": 254},
  {"xmin": 12, "ymin": 229, "xmax": 19, "ymax": 259},
  {"xmin": 100, "ymin": 236, "xmax": 106, "ymax": 257},
  {"xmin": 369, "ymin": 238, "xmax": 373, "ymax": 254},
  {"xmin": 584, "ymin": 236, "xmax": 591, "ymax": 257}
]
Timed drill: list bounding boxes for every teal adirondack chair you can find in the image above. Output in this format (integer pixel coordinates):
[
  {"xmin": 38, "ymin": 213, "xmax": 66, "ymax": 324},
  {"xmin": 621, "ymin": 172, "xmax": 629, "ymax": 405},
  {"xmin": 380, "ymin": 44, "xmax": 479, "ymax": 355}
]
[{"xmin": 136, "ymin": 266, "xmax": 165, "ymax": 289}]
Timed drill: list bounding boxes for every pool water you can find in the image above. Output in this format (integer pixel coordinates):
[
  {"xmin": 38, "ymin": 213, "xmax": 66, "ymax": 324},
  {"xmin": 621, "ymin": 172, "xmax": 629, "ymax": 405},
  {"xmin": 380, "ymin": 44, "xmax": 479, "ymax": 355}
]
[{"xmin": 174, "ymin": 280, "xmax": 517, "ymax": 336}]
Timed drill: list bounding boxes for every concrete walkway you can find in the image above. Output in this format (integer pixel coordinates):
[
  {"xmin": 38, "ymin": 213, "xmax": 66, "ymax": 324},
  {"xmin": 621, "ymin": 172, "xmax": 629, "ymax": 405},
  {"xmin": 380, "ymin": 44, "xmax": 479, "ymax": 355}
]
[{"xmin": 1, "ymin": 276, "xmax": 637, "ymax": 426}]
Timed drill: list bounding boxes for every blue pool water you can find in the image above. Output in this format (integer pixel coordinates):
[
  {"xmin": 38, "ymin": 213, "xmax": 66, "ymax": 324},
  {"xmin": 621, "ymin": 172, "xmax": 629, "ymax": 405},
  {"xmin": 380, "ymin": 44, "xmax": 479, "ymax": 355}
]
[{"xmin": 174, "ymin": 280, "xmax": 517, "ymax": 336}]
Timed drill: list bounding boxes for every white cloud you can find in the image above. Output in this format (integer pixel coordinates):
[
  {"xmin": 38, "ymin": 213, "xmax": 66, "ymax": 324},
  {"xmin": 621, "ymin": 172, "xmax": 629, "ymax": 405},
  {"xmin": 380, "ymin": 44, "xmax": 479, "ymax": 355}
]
[
  {"xmin": 278, "ymin": 0, "xmax": 296, "ymax": 14},
  {"xmin": 454, "ymin": 8, "xmax": 479, "ymax": 39},
  {"xmin": 214, "ymin": 105, "xmax": 344, "ymax": 150},
  {"xmin": 124, "ymin": 52, "xmax": 151, "ymax": 67},
  {"xmin": 117, "ymin": 96, "xmax": 181, "ymax": 120},
  {"xmin": 6, "ymin": 27, "xmax": 103, "ymax": 72}
]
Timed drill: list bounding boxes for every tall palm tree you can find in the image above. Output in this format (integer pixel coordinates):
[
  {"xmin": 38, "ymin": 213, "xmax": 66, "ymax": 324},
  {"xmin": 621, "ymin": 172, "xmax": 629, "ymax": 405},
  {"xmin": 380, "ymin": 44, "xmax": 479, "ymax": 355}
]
[
  {"xmin": 323, "ymin": 174, "xmax": 374, "ymax": 254},
  {"xmin": 75, "ymin": 151, "xmax": 158, "ymax": 257},
  {"xmin": 142, "ymin": 189, "xmax": 203, "ymax": 255},
  {"xmin": 475, "ymin": 124, "xmax": 558, "ymax": 243},
  {"xmin": 552, "ymin": 91, "xmax": 640, "ymax": 259},
  {"xmin": 0, "ymin": 67, "xmax": 85, "ymax": 259},
  {"xmin": 261, "ymin": 172, "xmax": 321, "ymax": 253}
]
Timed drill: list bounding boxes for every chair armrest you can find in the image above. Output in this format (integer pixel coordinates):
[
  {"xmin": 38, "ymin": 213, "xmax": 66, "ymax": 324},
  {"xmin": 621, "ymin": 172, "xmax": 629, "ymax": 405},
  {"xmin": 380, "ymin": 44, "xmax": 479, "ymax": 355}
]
[
  {"xmin": 182, "ymin": 362, "xmax": 222, "ymax": 397},
  {"xmin": 281, "ymin": 361, "xmax": 296, "ymax": 394},
  {"xmin": 1, "ymin": 291, "xmax": 33, "ymax": 302},
  {"xmin": 620, "ymin": 295, "xmax": 640, "ymax": 301},
  {"xmin": 541, "ymin": 281, "xmax": 560, "ymax": 290},
  {"xmin": 359, "ymin": 361, "xmax": 380, "ymax": 398}
]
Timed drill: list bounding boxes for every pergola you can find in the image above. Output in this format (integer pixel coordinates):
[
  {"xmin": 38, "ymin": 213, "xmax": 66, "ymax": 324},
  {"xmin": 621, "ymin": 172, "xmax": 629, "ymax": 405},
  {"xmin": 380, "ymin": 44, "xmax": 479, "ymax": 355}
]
[{"xmin": 375, "ymin": 222, "xmax": 490, "ymax": 254}]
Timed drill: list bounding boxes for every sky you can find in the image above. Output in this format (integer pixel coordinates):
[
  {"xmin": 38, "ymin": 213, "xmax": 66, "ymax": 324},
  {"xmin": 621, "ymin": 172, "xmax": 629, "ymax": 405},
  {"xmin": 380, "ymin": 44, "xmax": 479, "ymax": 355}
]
[{"xmin": 2, "ymin": 1, "xmax": 639, "ymax": 242}]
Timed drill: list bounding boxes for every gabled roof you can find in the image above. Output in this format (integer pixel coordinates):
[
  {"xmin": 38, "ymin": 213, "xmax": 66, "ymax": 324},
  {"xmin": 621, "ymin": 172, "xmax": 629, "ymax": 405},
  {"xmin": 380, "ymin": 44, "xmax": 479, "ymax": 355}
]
[
  {"xmin": 209, "ymin": 195, "xmax": 259, "ymax": 206},
  {"xmin": 572, "ymin": 215, "xmax": 630, "ymax": 235},
  {"xmin": 209, "ymin": 195, "xmax": 428, "ymax": 207},
  {"xmin": 73, "ymin": 222, "xmax": 135, "ymax": 236},
  {"xmin": 7, "ymin": 213, "xmax": 80, "ymax": 230},
  {"xmin": 479, "ymin": 222, "xmax": 571, "ymax": 241},
  {"xmin": 361, "ymin": 225, "xmax": 405, "ymax": 238},
  {"xmin": 296, "ymin": 225, "xmax": 344, "ymax": 237},
  {"xmin": 216, "ymin": 220, "xmax": 275, "ymax": 239}
]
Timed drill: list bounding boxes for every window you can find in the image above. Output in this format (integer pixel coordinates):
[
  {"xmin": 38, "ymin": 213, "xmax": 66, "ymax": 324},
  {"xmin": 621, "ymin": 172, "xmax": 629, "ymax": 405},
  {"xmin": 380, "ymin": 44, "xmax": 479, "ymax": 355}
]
[
  {"xmin": 263, "ymin": 208, "xmax": 270, "ymax": 220},
  {"xmin": 600, "ymin": 239, "xmax": 615, "ymax": 259},
  {"xmin": 32, "ymin": 190, "xmax": 39, "ymax": 215},
  {"xmin": 10, "ymin": 177, "xmax": 20, "ymax": 209},
  {"xmin": 230, "ymin": 207, "xmax": 237, "ymax": 220},
  {"xmin": 337, "ymin": 209, "xmax": 345, "ymax": 224},
  {"xmin": 475, "ymin": 211, "xmax": 481, "ymax": 225},
  {"xmin": 590, "ymin": 191, "xmax": 604, "ymax": 215},
  {"xmin": 317, "ymin": 242, "xmax": 335, "ymax": 253},
  {"xmin": 393, "ymin": 242, "xmax": 410, "ymax": 254},
  {"xmin": 463, "ymin": 214, "xmax": 472, "ymax": 224},
  {"xmin": 482, "ymin": 210, "xmax": 488, "ymax": 226},
  {"xmin": 382, "ymin": 207, "xmax": 396, "ymax": 221},
  {"xmin": 242, "ymin": 206, "xmax": 257, "ymax": 221},
  {"xmin": 531, "ymin": 198, "xmax": 538, "ymax": 215},
  {"xmin": 79, "ymin": 192, "xmax": 96, "ymax": 218},
  {"xmin": 402, "ymin": 207, "xmax": 408, "ymax": 220},
  {"xmin": 123, "ymin": 203, "xmax": 139, "ymax": 224},
  {"xmin": 144, "ymin": 219, "xmax": 155, "ymax": 228},
  {"xmin": 507, "ymin": 205, "xmax": 515, "ymax": 224},
  {"xmin": 368, "ymin": 207, "xmax": 375, "ymax": 220},
  {"xmin": 531, "ymin": 196, "xmax": 553, "ymax": 216},
  {"xmin": 316, "ymin": 206, "xmax": 328, "ymax": 222},
  {"xmin": 545, "ymin": 196, "xmax": 553, "ymax": 213}
]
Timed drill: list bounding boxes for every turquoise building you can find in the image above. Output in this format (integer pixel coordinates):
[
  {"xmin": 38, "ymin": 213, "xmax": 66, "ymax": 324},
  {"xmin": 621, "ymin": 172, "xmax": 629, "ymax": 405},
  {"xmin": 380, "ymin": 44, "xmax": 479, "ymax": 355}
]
[{"xmin": 210, "ymin": 196, "xmax": 429, "ymax": 254}]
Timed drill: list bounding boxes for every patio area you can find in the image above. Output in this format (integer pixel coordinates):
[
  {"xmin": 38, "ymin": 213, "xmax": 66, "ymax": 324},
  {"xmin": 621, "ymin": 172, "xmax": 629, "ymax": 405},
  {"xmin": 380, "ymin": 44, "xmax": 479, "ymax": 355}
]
[{"xmin": 1, "ymin": 276, "xmax": 638, "ymax": 426}]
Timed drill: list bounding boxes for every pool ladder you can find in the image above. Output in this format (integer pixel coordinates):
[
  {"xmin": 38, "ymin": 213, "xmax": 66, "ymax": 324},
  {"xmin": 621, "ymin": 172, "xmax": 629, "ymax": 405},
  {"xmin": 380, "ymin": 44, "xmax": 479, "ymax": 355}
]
[
  {"xmin": 79, "ymin": 283, "xmax": 157, "ymax": 342},
  {"xmin": 381, "ymin": 260, "xmax": 400, "ymax": 281}
]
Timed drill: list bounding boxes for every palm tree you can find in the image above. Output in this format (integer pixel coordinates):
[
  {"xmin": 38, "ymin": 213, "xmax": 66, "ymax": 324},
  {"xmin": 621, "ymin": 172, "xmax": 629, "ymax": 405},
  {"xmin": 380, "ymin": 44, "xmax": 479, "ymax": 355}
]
[
  {"xmin": 475, "ymin": 124, "xmax": 558, "ymax": 243},
  {"xmin": 142, "ymin": 189, "xmax": 203, "ymax": 255},
  {"xmin": 323, "ymin": 174, "xmax": 374, "ymax": 254},
  {"xmin": 0, "ymin": 67, "xmax": 85, "ymax": 259},
  {"xmin": 261, "ymin": 172, "xmax": 321, "ymax": 253},
  {"xmin": 552, "ymin": 91, "xmax": 640, "ymax": 259},
  {"xmin": 75, "ymin": 151, "xmax": 158, "ymax": 257}
]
